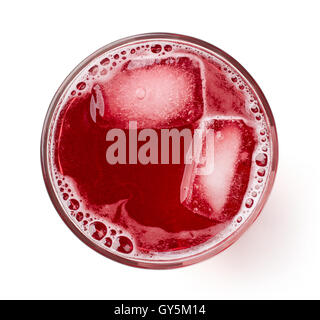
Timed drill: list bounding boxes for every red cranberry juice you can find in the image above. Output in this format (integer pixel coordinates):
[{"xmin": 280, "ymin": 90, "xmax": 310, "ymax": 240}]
[{"xmin": 50, "ymin": 41, "xmax": 270, "ymax": 257}]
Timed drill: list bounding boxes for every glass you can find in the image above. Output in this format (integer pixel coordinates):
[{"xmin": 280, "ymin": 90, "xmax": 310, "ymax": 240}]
[{"xmin": 41, "ymin": 33, "xmax": 278, "ymax": 269}]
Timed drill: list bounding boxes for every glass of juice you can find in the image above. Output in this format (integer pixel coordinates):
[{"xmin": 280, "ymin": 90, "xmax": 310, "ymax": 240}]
[{"xmin": 41, "ymin": 33, "xmax": 278, "ymax": 269}]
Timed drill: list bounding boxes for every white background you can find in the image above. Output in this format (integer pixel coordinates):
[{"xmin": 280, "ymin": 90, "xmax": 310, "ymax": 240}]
[{"xmin": 0, "ymin": 0, "xmax": 319, "ymax": 300}]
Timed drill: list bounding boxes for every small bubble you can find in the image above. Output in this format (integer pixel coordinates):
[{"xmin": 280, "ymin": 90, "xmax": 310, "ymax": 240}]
[
  {"xmin": 257, "ymin": 168, "xmax": 265, "ymax": 176},
  {"xmin": 88, "ymin": 65, "xmax": 98, "ymax": 76},
  {"xmin": 104, "ymin": 237, "xmax": 112, "ymax": 247},
  {"xmin": 255, "ymin": 153, "xmax": 268, "ymax": 167},
  {"xmin": 110, "ymin": 229, "xmax": 117, "ymax": 236},
  {"xmin": 245, "ymin": 198, "xmax": 254, "ymax": 208},
  {"xmin": 151, "ymin": 44, "xmax": 162, "ymax": 53},
  {"xmin": 121, "ymin": 50, "xmax": 126, "ymax": 55},
  {"xmin": 57, "ymin": 180, "xmax": 62, "ymax": 186},
  {"xmin": 130, "ymin": 49, "xmax": 136, "ymax": 54},
  {"xmin": 115, "ymin": 236, "xmax": 133, "ymax": 254},
  {"xmin": 237, "ymin": 216, "xmax": 242, "ymax": 223},
  {"xmin": 89, "ymin": 221, "xmax": 107, "ymax": 240},
  {"xmin": 76, "ymin": 212, "xmax": 84, "ymax": 222},
  {"xmin": 231, "ymin": 77, "xmax": 237, "ymax": 82},
  {"xmin": 76, "ymin": 82, "xmax": 86, "ymax": 91},
  {"xmin": 62, "ymin": 193, "xmax": 69, "ymax": 200},
  {"xmin": 164, "ymin": 45, "xmax": 172, "ymax": 52},
  {"xmin": 251, "ymin": 106, "xmax": 259, "ymax": 113},
  {"xmin": 68, "ymin": 199, "xmax": 80, "ymax": 210},
  {"xmin": 100, "ymin": 57, "xmax": 110, "ymax": 65},
  {"xmin": 114, "ymin": 54, "xmax": 119, "ymax": 60},
  {"xmin": 71, "ymin": 90, "xmax": 76, "ymax": 96}
]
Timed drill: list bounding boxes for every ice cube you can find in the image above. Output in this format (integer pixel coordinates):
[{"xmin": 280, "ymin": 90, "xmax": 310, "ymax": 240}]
[
  {"xmin": 181, "ymin": 118, "xmax": 256, "ymax": 222},
  {"xmin": 98, "ymin": 56, "xmax": 204, "ymax": 128}
]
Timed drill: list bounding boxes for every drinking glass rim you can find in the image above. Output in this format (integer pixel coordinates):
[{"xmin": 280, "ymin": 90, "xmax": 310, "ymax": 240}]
[{"xmin": 41, "ymin": 32, "xmax": 279, "ymax": 269}]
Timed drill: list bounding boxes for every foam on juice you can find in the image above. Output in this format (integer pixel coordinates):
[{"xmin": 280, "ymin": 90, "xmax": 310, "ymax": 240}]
[{"xmin": 48, "ymin": 40, "xmax": 272, "ymax": 260}]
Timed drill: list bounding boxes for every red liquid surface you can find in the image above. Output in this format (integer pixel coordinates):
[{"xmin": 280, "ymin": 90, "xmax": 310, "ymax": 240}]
[{"xmin": 52, "ymin": 42, "xmax": 267, "ymax": 255}]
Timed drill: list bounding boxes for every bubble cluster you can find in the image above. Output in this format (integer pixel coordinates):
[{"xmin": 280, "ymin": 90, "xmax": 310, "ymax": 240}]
[{"xmin": 53, "ymin": 172, "xmax": 136, "ymax": 256}]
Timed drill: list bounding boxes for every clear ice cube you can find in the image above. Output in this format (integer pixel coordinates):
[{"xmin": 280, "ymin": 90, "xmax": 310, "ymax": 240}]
[
  {"xmin": 100, "ymin": 56, "xmax": 204, "ymax": 128},
  {"xmin": 180, "ymin": 118, "xmax": 246, "ymax": 222}
]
